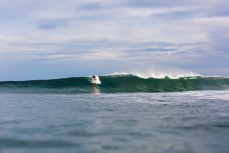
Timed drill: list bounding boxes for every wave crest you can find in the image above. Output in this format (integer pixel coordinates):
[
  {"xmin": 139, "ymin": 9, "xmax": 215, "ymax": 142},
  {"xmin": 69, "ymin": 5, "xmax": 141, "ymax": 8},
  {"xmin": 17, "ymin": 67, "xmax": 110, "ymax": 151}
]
[{"xmin": 109, "ymin": 70, "xmax": 200, "ymax": 79}]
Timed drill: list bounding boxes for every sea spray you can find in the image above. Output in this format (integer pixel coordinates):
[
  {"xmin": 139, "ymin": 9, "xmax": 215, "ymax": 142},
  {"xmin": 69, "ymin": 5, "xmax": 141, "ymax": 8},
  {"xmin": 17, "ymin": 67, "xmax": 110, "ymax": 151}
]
[{"xmin": 110, "ymin": 70, "xmax": 200, "ymax": 79}]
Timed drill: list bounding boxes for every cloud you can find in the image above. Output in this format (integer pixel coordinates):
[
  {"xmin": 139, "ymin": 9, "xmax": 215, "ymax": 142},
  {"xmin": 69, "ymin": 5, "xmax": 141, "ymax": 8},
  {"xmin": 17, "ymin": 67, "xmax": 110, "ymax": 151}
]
[
  {"xmin": 121, "ymin": 0, "xmax": 220, "ymax": 8},
  {"xmin": 37, "ymin": 19, "xmax": 71, "ymax": 30},
  {"xmin": 0, "ymin": 0, "xmax": 228, "ymax": 80}
]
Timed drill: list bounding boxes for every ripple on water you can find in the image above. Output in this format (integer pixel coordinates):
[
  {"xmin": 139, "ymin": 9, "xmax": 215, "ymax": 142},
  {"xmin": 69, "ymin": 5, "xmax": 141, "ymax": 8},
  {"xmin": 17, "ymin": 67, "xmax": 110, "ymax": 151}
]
[{"xmin": 0, "ymin": 138, "xmax": 79, "ymax": 148}]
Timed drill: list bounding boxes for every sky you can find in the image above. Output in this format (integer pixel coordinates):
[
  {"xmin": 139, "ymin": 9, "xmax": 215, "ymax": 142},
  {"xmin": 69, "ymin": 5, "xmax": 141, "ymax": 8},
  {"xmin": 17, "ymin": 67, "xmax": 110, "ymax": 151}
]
[{"xmin": 0, "ymin": 0, "xmax": 228, "ymax": 80}]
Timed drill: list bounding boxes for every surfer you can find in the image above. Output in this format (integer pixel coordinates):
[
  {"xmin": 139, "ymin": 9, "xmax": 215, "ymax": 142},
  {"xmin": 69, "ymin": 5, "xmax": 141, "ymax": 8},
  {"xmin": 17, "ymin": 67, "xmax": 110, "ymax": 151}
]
[
  {"xmin": 91, "ymin": 75, "xmax": 101, "ymax": 85},
  {"xmin": 91, "ymin": 75, "xmax": 101, "ymax": 95}
]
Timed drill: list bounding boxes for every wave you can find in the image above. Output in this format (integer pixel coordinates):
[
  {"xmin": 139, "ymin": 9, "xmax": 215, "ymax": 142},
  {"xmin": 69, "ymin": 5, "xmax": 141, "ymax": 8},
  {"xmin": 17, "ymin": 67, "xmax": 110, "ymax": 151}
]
[{"xmin": 0, "ymin": 75, "xmax": 229, "ymax": 93}]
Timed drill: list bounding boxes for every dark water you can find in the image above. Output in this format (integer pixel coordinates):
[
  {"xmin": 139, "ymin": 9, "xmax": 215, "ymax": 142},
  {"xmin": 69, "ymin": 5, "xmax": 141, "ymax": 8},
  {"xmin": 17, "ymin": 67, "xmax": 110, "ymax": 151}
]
[
  {"xmin": 1, "ymin": 75, "xmax": 229, "ymax": 93},
  {"xmin": 0, "ymin": 91, "xmax": 229, "ymax": 153}
]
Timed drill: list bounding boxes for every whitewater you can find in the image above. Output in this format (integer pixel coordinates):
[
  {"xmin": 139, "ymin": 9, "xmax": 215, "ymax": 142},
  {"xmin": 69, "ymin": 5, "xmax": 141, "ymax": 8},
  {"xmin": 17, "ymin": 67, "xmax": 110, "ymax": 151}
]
[{"xmin": 0, "ymin": 73, "xmax": 229, "ymax": 153}]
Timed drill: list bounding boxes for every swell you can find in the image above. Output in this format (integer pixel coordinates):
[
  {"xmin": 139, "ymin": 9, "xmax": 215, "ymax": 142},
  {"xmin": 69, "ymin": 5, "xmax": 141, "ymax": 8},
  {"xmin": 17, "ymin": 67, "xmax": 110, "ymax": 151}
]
[{"xmin": 0, "ymin": 75, "xmax": 229, "ymax": 93}]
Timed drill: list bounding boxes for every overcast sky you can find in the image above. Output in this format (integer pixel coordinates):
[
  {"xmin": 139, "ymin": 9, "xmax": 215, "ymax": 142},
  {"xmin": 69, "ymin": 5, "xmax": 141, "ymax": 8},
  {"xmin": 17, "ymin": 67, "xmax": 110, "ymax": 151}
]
[{"xmin": 0, "ymin": 0, "xmax": 228, "ymax": 80}]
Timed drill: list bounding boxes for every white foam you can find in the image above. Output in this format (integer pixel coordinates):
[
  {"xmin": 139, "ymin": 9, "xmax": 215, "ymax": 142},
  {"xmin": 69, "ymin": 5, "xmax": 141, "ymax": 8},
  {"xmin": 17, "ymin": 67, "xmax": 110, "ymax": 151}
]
[{"xmin": 109, "ymin": 70, "xmax": 201, "ymax": 79}]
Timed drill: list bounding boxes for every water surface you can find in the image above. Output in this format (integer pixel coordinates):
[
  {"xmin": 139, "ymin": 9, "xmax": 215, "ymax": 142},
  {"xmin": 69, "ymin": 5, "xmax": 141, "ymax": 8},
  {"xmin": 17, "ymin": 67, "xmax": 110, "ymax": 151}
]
[{"xmin": 0, "ymin": 91, "xmax": 229, "ymax": 153}]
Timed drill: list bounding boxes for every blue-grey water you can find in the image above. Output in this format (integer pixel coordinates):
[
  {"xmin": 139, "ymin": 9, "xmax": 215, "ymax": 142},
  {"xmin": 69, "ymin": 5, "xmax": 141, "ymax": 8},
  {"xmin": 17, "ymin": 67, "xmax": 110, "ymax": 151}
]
[{"xmin": 0, "ymin": 90, "xmax": 229, "ymax": 153}]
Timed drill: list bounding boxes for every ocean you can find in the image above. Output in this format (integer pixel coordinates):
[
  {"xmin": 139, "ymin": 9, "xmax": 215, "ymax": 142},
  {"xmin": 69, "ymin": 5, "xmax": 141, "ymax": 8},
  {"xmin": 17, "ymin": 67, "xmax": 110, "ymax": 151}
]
[{"xmin": 0, "ymin": 75, "xmax": 229, "ymax": 153}]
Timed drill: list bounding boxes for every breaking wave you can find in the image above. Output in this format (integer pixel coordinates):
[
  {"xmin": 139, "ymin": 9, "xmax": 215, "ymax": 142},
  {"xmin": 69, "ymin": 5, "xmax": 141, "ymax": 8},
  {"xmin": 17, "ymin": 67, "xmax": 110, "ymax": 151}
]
[{"xmin": 0, "ymin": 74, "xmax": 229, "ymax": 93}]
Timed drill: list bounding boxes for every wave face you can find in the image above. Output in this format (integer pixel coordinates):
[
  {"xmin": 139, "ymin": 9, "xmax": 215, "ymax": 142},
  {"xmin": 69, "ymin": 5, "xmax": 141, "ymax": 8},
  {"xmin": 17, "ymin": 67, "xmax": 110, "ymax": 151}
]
[{"xmin": 0, "ymin": 75, "xmax": 229, "ymax": 93}]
